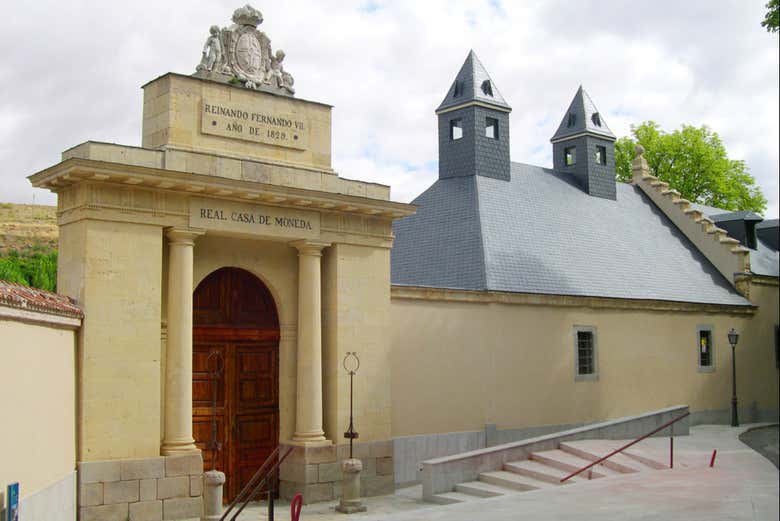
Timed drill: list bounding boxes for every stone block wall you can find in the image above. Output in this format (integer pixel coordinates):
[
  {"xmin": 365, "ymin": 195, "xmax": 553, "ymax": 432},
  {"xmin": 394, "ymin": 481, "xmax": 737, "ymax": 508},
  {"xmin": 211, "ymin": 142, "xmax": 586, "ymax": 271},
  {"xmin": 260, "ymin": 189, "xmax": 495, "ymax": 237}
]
[
  {"xmin": 279, "ymin": 441, "xmax": 394, "ymax": 504},
  {"xmin": 78, "ymin": 454, "xmax": 203, "ymax": 521}
]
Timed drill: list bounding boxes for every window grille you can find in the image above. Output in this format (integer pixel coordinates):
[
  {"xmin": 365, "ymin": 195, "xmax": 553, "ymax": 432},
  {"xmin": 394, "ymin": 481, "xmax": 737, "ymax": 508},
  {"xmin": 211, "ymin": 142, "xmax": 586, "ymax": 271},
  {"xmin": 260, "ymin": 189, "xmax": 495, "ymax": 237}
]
[{"xmin": 577, "ymin": 331, "xmax": 594, "ymax": 375}]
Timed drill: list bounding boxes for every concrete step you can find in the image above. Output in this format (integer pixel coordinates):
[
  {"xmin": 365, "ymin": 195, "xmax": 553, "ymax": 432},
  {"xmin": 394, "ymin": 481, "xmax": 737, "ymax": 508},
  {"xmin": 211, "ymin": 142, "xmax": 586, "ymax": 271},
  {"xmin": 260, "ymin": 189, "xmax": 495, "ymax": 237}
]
[
  {"xmin": 504, "ymin": 459, "xmax": 588, "ymax": 484},
  {"xmin": 530, "ymin": 449, "xmax": 620, "ymax": 477},
  {"xmin": 478, "ymin": 470, "xmax": 553, "ymax": 491},
  {"xmin": 428, "ymin": 491, "xmax": 480, "ymax": 504},
  {"xmin": 623, "ymin": 449, "xmax": 668, "ymax": 470},
  {"xmin": 455, "ymin": 480, "xmax": 511, "ymax": 497},
  {"xmin": 559, "ymin": 442, "xmax": 642, "ymax": 474}
]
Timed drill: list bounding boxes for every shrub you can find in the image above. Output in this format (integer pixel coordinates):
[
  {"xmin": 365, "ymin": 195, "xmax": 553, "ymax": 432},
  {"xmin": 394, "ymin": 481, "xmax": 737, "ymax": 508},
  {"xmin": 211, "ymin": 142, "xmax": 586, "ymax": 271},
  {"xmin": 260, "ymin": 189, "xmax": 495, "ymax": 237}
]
[{"xmin": 0, "ymin": 249, "xmax": 57, "ymax": 292}]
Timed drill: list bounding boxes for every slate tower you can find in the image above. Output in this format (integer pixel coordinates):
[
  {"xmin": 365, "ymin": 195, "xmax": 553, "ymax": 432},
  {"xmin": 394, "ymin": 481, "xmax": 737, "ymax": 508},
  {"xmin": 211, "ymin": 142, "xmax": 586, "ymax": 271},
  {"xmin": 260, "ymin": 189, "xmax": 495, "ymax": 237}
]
[
  {"xmin": 436, "ymin": 51, "xmax": 512, "ymax": 181},
  {"xmin": 551, "ymin": 86, "xmax": 617, "ymax": 200}
]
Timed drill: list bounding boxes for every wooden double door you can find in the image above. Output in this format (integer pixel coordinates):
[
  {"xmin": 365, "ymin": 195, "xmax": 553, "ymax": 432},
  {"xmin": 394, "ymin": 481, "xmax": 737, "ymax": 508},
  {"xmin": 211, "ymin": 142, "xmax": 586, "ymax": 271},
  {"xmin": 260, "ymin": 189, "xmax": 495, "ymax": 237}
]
[{"xmin": 192, "ymin": 268, "xmax": 279, "ymax": 502}]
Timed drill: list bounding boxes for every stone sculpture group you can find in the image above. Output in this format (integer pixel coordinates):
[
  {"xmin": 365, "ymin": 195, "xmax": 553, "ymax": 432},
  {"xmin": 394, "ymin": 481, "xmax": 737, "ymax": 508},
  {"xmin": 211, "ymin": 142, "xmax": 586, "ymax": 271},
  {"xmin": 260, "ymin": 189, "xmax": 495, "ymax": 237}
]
[{"xmin": 195, "ymin": 4, "xmax": 295, "ymax": 95}]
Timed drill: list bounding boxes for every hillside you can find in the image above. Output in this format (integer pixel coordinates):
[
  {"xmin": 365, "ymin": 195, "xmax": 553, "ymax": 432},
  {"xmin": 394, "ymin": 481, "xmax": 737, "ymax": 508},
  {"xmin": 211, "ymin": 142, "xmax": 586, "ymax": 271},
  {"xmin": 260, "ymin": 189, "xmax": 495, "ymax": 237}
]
[{"xmin": 0, "ymin": 203, "xmax": 58, "ymax": 255}]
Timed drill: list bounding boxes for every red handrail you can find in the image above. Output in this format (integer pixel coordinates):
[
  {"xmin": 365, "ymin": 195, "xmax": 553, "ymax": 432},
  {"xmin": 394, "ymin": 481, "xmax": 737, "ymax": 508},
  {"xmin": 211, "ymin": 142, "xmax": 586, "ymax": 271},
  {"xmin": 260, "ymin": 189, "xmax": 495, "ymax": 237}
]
[{"xmin": 560, "ymin": 411, "xmax": 690, "ymax": 483}]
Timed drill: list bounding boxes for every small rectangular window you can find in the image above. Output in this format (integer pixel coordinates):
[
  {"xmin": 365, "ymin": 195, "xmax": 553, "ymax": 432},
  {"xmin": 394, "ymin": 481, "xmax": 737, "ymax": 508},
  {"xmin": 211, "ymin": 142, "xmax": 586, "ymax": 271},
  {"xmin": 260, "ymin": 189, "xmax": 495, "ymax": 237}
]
[
  {"xmin": 450, "ymin": 118, "xmax": 463, "ymax": 140},
  {"xmin": 595, "ymin": 145, "xmax": 606, "ymax": 165},
  {"xmin": 697, "ymin": 326, "xmax": 715, "ymax": 373},
  {"xmin": 485, "ymin": 117, "xmax": 499, "ymax": 139},
  {"xmin": 578, "ymin": 332, "xmax": 594, "ymax": 374},
  {"xmin": 574, "ymin": 326, "xmax": 597, "ymax": 380},
  {"xmin": 565, "ymin": 146, "xmax": 576, "ymax": 166},
  {"xmin": 699, "ymin": 330, "xmax": 712, "ymax": 367}
]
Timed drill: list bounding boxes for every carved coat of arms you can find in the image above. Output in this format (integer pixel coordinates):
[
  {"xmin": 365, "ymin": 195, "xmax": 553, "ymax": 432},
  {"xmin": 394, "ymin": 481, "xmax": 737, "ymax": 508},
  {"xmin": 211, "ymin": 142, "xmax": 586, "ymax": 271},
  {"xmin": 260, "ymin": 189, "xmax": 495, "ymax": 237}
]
[{"xmin": 195, "ymin": 5, "xmax": 295, "ymax": 96}]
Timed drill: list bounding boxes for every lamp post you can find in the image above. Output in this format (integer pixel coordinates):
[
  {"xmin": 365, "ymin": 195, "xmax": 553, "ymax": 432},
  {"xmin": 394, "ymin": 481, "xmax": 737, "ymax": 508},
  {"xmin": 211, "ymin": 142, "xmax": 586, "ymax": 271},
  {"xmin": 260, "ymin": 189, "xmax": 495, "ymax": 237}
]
[
  {"xmin": 337, "ymin": 352, "xmax": 366, "ymax": 514},
  {"xmin": 727, "ymin": 328, "xmax": 740, "ymax": 427}
]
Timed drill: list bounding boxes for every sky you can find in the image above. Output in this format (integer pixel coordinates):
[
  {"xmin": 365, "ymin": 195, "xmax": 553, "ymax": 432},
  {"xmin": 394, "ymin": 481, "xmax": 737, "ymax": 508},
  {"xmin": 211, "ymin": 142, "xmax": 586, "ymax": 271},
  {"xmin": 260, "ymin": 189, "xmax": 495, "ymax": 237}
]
[{"xmin": 2, "ymin": 0, "xmax": 778, "ymax": 217}]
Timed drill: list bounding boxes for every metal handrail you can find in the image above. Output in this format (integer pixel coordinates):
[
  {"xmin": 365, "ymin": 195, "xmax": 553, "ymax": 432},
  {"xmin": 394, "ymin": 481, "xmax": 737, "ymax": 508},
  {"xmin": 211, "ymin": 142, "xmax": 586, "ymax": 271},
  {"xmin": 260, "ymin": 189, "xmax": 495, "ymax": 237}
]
[
  {"xmin": 219, "ymin": 445, "xmax": 280, "ymax": 521},
  {"xmin": 222, "ymin": 446, "xmax": 295, "ymax": 521},
  {"xmin": 560, "ymin": 411, "xmax": 690, "ymax": 483}
]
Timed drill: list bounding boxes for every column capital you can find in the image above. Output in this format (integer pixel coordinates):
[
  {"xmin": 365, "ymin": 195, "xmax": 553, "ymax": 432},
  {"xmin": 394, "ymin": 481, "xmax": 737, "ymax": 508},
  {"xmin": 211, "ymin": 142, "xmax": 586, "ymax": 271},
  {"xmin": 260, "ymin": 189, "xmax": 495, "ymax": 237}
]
[
  {"xmin": 166, "ymin": 227, "xmax": 205, "ymax": 245},
  {"xmin": 290, "ymin": 239, "xmax": 331, "ymax": 255}
]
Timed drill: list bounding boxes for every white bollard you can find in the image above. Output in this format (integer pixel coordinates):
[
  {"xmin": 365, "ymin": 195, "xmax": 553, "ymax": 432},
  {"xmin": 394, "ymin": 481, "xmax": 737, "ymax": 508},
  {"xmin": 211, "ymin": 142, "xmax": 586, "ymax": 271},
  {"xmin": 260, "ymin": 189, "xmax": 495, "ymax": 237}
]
[
  {"xmin": 202, "ymin": 470, "xmax": 226, "ymax": 521},
  {"xmin": 336, "ymin": 458, "xmax": 367, "ymax": 514}
]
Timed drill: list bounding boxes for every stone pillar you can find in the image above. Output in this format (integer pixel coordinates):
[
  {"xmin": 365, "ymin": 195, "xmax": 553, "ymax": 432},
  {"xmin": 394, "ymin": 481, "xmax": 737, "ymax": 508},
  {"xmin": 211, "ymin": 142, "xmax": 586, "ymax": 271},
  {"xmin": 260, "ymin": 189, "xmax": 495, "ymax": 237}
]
[
  {"xmin": 336, "ymin": 459, "xmax": 366, "ymax": 514},
  {"xmin": 161, "ymin": 228, "xmax": 204, "ymax": 456},
  {"xmin": 290, "ymin": 240, "xmax": 331, "ymax": 444},
  {"xmin": 202, "ymin": 470, "xmax": 225, "ymax": 521}
]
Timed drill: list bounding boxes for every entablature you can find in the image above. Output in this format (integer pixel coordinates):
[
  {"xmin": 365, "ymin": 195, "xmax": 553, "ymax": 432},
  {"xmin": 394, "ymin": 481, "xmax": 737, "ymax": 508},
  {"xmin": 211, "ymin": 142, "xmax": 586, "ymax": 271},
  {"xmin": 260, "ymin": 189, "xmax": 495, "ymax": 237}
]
[{"xmin": 29, "ymin": 157, "xmax": 414, "ymax": 248}]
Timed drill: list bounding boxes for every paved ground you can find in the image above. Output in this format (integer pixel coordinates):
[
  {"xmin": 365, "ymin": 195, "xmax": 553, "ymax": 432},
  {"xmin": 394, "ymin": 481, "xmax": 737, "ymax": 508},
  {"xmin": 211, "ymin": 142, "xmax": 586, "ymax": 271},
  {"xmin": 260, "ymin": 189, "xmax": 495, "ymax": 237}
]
[
  {"xmin": 739, "ymin": 424, "xmax": 779, "ymax": 469},
  {"xmin": 236, "ymin": 424, "xmax": 779, "ymax": 520}
]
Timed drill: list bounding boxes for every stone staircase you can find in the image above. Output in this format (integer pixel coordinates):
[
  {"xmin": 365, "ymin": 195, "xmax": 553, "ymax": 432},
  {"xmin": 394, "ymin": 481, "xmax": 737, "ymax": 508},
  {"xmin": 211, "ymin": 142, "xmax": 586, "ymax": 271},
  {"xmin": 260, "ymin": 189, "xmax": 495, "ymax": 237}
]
[{"xmin": 429, "ymin": 440, "xmax": 668, "ymax": 504}]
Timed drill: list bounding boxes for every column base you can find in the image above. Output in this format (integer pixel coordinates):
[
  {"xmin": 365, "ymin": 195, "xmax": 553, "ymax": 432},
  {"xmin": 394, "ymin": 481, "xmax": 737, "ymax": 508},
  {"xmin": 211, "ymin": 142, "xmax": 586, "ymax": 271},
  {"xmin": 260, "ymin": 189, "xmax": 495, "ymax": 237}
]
[
  {"xmin": 291, "ymin": 430, "xmax": 329, "ymax": 446},
  {"xmin": 160, "ymin": 439, "xmax": 200, "ymax": 456},
  {"xmin": 288, "ymin": 437, "xmax": 332, "ymax": 448}
]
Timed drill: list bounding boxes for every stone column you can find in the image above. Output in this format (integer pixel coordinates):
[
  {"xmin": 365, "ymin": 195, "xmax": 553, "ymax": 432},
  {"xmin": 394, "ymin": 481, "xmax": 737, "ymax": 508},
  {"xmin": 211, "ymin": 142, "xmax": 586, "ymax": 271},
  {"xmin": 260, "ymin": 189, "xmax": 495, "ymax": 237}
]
[
  {"xmin": 290, "ymin": 240, "xmax": 331, "ymax": 444},
  {"xmin": 161, "ymin": 228, "xmax": 204, "ymax": 456}
]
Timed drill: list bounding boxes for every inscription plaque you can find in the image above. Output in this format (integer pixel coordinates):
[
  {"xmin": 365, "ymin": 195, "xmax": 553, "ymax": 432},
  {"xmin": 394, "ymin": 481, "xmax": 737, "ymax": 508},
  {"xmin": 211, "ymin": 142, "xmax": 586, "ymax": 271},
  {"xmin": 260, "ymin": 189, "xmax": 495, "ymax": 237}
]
[
  {"xmin": 201, "ymin": 99, "xmax": 310, "ymax": 150},
  {"xmin": 190, "ymin": 198, "xmax": 319, "ymax": 239}
]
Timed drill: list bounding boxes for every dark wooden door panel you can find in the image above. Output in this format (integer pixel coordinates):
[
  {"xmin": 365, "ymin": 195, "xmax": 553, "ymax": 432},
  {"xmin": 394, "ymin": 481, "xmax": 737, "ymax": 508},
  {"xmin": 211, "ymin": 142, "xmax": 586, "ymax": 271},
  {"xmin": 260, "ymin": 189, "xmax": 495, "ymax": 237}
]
[
  {"xmin": 237, "ymin": 346, "xmax": 277, "ymax": 410},
  {"xmin": 192, "ymin": 267, "xmax": 280, "ymax": 503}
]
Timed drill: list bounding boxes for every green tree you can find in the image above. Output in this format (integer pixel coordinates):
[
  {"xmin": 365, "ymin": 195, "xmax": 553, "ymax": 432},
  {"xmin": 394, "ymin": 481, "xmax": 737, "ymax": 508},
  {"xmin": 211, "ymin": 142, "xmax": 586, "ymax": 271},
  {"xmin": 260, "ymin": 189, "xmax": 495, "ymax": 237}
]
[
  {"xmin": 762, "ymin": 0, "xmax": 779, "ymax": 32},
  {"xmin": 615, "ymin": 122, "xmax": 767, "ymax": 214}
]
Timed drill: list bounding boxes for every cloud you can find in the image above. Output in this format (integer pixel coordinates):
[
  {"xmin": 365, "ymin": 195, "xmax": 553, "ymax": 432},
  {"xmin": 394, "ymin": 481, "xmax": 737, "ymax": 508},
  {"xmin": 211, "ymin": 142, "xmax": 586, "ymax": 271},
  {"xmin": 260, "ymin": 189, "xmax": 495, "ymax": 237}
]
[{"xmin": 2, "ymin": 0, "xmax": 777, "ymax": 217}]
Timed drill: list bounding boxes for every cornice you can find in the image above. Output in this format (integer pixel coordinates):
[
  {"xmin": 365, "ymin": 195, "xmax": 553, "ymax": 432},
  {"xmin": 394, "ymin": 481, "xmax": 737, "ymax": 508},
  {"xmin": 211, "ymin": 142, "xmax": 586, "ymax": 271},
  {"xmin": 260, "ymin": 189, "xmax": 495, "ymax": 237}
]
[
  {"xmin": 435, "ymin": 100, "xmax": 512, "ymax": 115},
  {"xmin": 28, "ymin": 158, "xmax": 415, "ymax": 221},
  {"xmin": 390, "ymin": 285, "xmax": 757, "ymax": 315}
]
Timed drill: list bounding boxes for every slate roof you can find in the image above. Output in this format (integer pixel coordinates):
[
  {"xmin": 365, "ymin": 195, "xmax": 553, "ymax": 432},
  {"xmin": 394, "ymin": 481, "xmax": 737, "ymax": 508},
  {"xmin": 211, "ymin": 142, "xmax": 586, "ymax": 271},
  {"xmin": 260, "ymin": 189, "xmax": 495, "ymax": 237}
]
[
  {"xmin": 551, "ymin": 86, "xmax": 615, "ymax": 142},
  {"xmin": 756, "ymin": 218, "xmax": 779, "ymax": 230},
  {"xmin": 392, "ymin": 163, "xmax": 751, "ymax": 306},
  {"xmin": 437, "ymin": 51, "xmax": 511, "ymax": 113},
  {"xmin": 710, "ymin": 211, "xmax": 763, "ymax": 223}
]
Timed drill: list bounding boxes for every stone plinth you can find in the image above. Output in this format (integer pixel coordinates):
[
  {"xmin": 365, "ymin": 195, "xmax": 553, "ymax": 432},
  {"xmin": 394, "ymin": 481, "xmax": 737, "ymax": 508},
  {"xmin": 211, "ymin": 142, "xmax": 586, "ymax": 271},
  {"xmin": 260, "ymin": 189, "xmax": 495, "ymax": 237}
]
[
  {"xmin": 279, "ymin": 440, "xmax": 394, "ymax": 505},
  {"xmin": 202, "ymin": 470, "xmax": 225, "ymax": 521},
  {"xmin": 78, "ymin": 454, "xmax": 203, "ymax": 521},
  {"xmin": 335, "ymin": 459, "xmax": 366, "ymax": 514}
]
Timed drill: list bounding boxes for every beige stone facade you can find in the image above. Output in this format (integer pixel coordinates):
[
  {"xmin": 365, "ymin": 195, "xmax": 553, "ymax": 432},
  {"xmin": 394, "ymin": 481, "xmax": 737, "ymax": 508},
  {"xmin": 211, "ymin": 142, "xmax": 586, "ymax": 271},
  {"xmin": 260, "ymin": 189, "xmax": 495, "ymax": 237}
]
[{"xmin": 390, "ymin": 282, "xmax": 777, "ymax": 438}]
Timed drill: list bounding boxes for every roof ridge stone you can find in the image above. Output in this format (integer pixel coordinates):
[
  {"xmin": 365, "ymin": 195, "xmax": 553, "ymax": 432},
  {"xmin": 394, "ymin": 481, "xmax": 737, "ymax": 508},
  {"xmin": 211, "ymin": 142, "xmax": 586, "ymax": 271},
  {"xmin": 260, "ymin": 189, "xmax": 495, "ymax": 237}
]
[{"xmin": 631, "ymin": 145, "xmax": 752, "ymax": 297}]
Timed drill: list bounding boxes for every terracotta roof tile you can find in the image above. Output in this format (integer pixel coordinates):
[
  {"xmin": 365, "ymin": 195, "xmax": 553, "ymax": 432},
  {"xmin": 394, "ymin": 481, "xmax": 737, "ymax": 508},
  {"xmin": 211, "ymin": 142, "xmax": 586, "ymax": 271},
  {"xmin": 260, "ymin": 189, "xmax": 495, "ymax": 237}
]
[{"xmin": 0, "ymin": 280, "xmax": 83, "ymax": 319}]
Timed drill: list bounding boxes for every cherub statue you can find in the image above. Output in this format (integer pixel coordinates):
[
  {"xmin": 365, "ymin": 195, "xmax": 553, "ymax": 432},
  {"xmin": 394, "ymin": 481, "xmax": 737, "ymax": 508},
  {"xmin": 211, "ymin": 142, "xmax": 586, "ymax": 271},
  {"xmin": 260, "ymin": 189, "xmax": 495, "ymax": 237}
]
[
  {"xmin": 265, "ymin": 50, "xmax": 295, "ymax": 94},
  {"xmin": 197, "ymin": 25, "xmax": 223, "ymax": 72}
]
